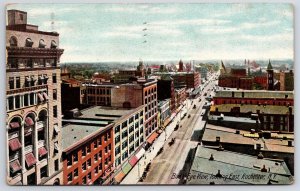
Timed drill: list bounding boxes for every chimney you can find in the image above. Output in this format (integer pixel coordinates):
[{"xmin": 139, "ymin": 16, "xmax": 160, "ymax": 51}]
[
  {"xmin": 209, "ymin": 154, "xmax": 214, "ymax": 161},
  {"xmin": 216, "ymin": 136, "xmax": 220, "ymax": 143},
  {"xmin": 216, "ymin": 170, "xmax": 222, "ymax": 177},
  {"xmin": 261, "ymin": 165, "xmax": 267, "ymax": 172},
  {"xmin": 256, "ymin": 143, "xmax": 261, "ymax": 150},
  {"xmin": 235, "ymin": 130, "xmax": 240, "ymax": 134},
  {"xmin": 257, "ymin": 152, "xmax": 264, "ymax": 159},
  {"xmin": 288, "ymin": 140, "xmax": 293, "ymax": 147}
]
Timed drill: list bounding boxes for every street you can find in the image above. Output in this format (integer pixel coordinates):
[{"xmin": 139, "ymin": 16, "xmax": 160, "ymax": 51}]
[{"xmin": 121, "ymin": 74, "xmax": 218, "ymax": 185}]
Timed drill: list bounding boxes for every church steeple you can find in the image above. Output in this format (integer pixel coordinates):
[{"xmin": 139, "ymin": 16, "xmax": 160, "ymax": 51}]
[
  {"xmin": 267, "ymin": 59, "xmax": 274, "ymax": 90},
  {"xmin": 267, "ymin": 59, "xmax": 273, "ymax": 70}
]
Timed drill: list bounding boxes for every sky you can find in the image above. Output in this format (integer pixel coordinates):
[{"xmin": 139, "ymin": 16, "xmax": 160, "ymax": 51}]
[{"xmin": 7, "ymin": 3, "xmax": 294, "ymax": 62}]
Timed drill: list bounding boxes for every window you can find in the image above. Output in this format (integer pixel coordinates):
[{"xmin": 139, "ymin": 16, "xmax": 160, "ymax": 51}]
[
  {"xmin": 129, "ymin": 145, "xmax": 134, "ymax": 154},
  {"xmin": 115, "ymin": 135, "xmax": 120, "ymax": 143},
  {"xmin": 115, "ymin": 125, "xmax": 120, "ymax": 133},
  {"xmin": 8, "ymin": 97, "xmax": 14, "ymax": 110},
  {"xmin": 86, "ymin": 145, "xmax": 91, "ymax": 153},
  {"xmin": 52, "ymin": 73, "xmax": 57, "ymax": 83},
  {"xmin": 122, "ymin": 141, "xmax": 128, "ymax": 150},
  {"xmin": 135, "ymin": 113, "xmax": 139, "ymax": 120},
  {"xmin": 87, "ymin": 159, "xmax": 91, "ymax": 167},
  {"xmin": 16, "ymin": 77, "xmax": 20, "ymax": 88},
  {"xmin": 40, "ymin": 166, "xmax": 48, "ymax": 178},
  {"xmin": 93, "ymin": 140, "xmax": 97, "ymax": 149},
  {"xmin": 39, "ymin": 39, "xmax": 46, "ymax": 48},
  {"xmin": 82, "ymin": 176, "xmax": 87, "ymax": 184},
  {"xmin": 8, "ymin": 58, "xmax": 18, "ymax": 69},
  {"xmin": 67, "ymin": 156, "xmax": 72, "ymax": 166},
  {"xmin": 9, "ymin": 77, "xmax": 14, "ymax": 89},
  {"xmin": 53, "ymin": 106, "xmax": 57, "ymax": 118},
  {"xmin": 9, "ymin": 36, "xmax": 18, "ymax": 47},
  {"xmin": 122, "ymin": 130, "xmax": 128, "ymax": 139},
  {"xmin": 67, "ymin": 173, "xmax": 72, "ymax": 182},
  {"xmin": 73, "ymin": 153, "xmax": 78, "ymax": 162},
  {"xmin": 129, "ymin": 135, "xmax": 134, "ymax": 143},
  {"xmin": 74, "ymin": 168, "xmax": 78, "ymax": 177},
  {"xmin": 115, "ymin": 146, "xmax": 120, "ymax": 155},
  {"xmin": 15, "ymin": 95, "xmax": 20, "ymax": 109},
  {"xmin": 82, "ymin": 162, "xmax": 86, "ymax": 170},
  {"xmin": 94, "ymin": 154, "xmax": 97, "ymax": 162},
  {"xmin": 53, "ymin": 89, "xmax": 57, "ymax": 100},
  {"xmin": 82, "ymin": 148, "xmax": 86, "ymax": 157},
  {"xmin": 129, "ymin": 117, "xmax": 134, "ymax": 123},
  {"xmin": 54, "ymin": 159, "xmax": 59, "ymax": 171},
  {"xmin": 122, "ymin": 121, "xmax": 128, "ymax": 129}
]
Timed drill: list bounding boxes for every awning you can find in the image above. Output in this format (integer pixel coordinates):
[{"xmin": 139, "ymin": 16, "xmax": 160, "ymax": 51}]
[
  {"xmin": 25, "ymin": 117, "xmax": 34, "ymax": 126},
  {"xmin": 128, "ymin": 155, "xmax": 138, "ymax": 166},
  {"xmin": 135, "ymin": 148, "xmax": 145, "ymax": 160},
  {"xmin": 25, "ymin": 153, "xmax": 37, "ymax": 167},
  {"xmin": 25, "ymin": 38, "xmax": 33, "ymax": 47},
  {"xmin": 39, "ymin": 40, "xmax": 46, "ymax": 48},
  {"xmin": 38, "ymin": 147, "xmax": 48, "ymax": 157},
  {"xmin": 51, "ymin": 40, "xmax": 57, "ymax": 48},
  {"xmin": 147, "ymin": 132, "xmax": 158, "ymax": 144},
  {"xmin": 10, "ymin": 160, "xmax": 21, "ymax": 173},
  {"xmin": 43, "ymin": 92, "xmax": 49, "ymax": 100},
  {"xmin": 121, "ymin": 162, "xmax": 132, "ymax": 175},
  {"xmin": 114, "ymin": 170, "xmax": 126, "ymax": 183},
  {"xmin": 54, "ymin": 124, "xmax": 60, "ymax": 133},
  {"xmin": 9, "ymin": 138, "xmax": 21, "ymax": 151},
  {"xmin": 37, "ymin": 93, "xmax": 44, "ymax": 102},
  {"xmin": 10, "ymin": 122, "xmax": 20, "ymax": 129}
]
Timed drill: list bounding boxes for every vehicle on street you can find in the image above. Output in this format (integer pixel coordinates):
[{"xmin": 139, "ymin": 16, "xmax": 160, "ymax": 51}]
[
  {"xmin": 168, "ymin": 138, "xmax": 175, "ymax": 146},
  {"xmin": 193, "ymin": 104, "xmax": 196, "ymax": 109},
  {"xmin": 188, "ymin": 114, "xmax": 191, "ymax": 118}
]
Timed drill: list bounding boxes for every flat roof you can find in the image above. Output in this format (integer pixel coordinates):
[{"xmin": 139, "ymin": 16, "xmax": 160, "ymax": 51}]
[
  {"xmin": 187, "ymin": 146, "xmax": 293, "ymax": 184},
  {"xmin": 210, "ymin": 104, "xmax": 294, "ymax": 115},
  {"xmin": 62, "ymin": 124, "xmax": 107, "ymax": 151},
  {"xmin": 79, "ymin": 105, "xmax": 144, "ymax": 122},
  {"xmin": 208, "ymin": 115, "xmax": 257, "ymax": 124},
  {"xmin": 215, "ymin": 90, "xmax": 294, "ymax": 99},
  {"xmin": 202, "ymin": 124, "xmax": 294, "ymax": 153}
]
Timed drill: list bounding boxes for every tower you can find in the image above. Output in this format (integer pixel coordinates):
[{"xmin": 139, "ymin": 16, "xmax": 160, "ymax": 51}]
[
  {"xmin": 267, "ymin": 59, "xmax": 274, "ymax": 90},
  {"xmin": 178, "ymin": 60, "xmax": 183, "ymax": 72}
]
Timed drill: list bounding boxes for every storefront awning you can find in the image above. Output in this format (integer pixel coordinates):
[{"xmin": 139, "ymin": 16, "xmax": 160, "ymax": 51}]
[
  {"xmin": 128, "ymin": 155, "xmax": 138, "ymax": 166},
  {"xmin": 38, "ymin": 147, "xmax": 48, "ymax": 157},
  {"xmin": 9, "ymin": 138, "xmax": 21, "ymax": 151},
  {"xmin": 10, "ymin": 159, "xmax": 21, "ymax": 173},
  {"xmin": 147, "ymin": 132, "xmax": 158, "ymax": 144},
  {"xmin": 10, "ymin": 122, "xmax": 20, "ymax": 129},
  {"xmin": 25, "ymin": 117, "xmax": 34, "ymax": 127},
  {"xmin": 135, "ymin": 148, "xmax": 145, "ymax": 160},
  {"xmin": 25, "ymin": 153, "xmax": 37, "ymax": 167},
  {"xmin": 121, "ymin": 162, "xmax": 132, "ymax": 175},
  {"xmin": 114, "ymin": 170, "xmax": 126, "ymax": 183}
]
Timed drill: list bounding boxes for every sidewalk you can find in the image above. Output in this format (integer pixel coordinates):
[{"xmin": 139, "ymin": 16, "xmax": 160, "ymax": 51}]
[{"xmin": 121, "ymin": 102, "xmax": 189, "ymax": 184}]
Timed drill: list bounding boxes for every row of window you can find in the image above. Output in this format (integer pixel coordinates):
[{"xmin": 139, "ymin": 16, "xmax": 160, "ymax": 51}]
[
  {"xmin": 145, "ymin": 87, "xmax": 157, "ymax": 96},
  {"xmin": 9, "ymin": 36, "xmax": 57, "ymax": 49},
  {"xmin": 7, "ymin": 58, "xmax": 57, "ymax": 69},
  {"xmin": 86, "ymin": 88, "xmax": 110, "ymax": 95},
  {"xmin": 8, "ymin": 73, "xmax": 57, "ymax": 90}
]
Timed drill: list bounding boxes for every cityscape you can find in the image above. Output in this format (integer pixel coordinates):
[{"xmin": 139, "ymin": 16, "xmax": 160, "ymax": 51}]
[{"xmin": 5, "ymin": 4, "xmax": 294, "ymax": 185}]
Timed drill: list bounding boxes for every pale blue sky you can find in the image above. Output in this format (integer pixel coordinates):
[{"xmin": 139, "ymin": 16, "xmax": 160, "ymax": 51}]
[{"xmin": 7, "ymin": 4, "xmax": 294, "ymax": 62}]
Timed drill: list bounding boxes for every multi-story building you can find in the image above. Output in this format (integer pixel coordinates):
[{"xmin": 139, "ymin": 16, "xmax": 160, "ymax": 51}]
[
  {"xmin": 111, "ymin": 78, "xmax": 158, "ymax": 144},
  {"xmin": 158, "ymin": 99, "xmax": 171, "ymax": 128},
  {"xmin": 82, "ymin": 82, "xmax": 116, "ymax": 106},
  {"xmin": 195, "ymin": 66, "xmax": 208, "ymax": 80},
  {"xmin": 61, "ymin": 121, "xmax": 114, "ymax": 185},
  {"xmin": 153, "ymin": 72, "xmax": 200, "ymax": 89},
  {"xmin": 157, "ymin": 76, "xmax": 175, "ymax": 112},
  {"xmin": 61, "ymin": 105, "xmax": 145, "ymax": 184},
  {"xmin": 280, "ymin": 70, "xmax": 294, "ymax": 91},
  {"xmin": 6, "ymin": 10, "xmax": 64, "ymax": 185},
  {"xmin": 175, "ymin": 88, "xmax": 186, "ymax": 110},
  {"xmin": 211, "ymin": 90, "xmax": 294, "ymax": 132}
]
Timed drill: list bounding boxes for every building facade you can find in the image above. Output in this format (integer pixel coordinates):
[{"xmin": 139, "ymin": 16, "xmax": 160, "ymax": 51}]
[
  {"xmin": 62, "ymin": 123, "xmax": 114, "ymax": 185},
  {"xmin": 280, "ymin": 70, "xmax": 294, "ymax": 91},
  {"xmin": 6, "ymin": 10, "xmax": 64, "ymax": 185},
  {"xmin": 83, "ymin": 83, "xmax": 116, "ymax": 106}
]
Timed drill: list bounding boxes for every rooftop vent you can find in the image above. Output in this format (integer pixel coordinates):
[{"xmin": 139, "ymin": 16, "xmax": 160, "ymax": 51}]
[
  {"xmin": 257, "ymin": 152, "xmax": 264, "ymax": 159},
  {"xmin": 215, "ymin": 170, "xmax": 222, "ymax": 177},
  {"xmin": 288, "ymin": 140, "xmax": 293, "ymax": 147},
  {"xmin": 235, "ymin": 130, "xmax": 240, "ymax": 134},
  {"xmin": 218, "ymin": 144, "xmax": 224, "ymax": 151},
  {"xmin": 261, "ymin": 165, "xmax": 267, "ymax": 172},
  {"xmin": 209, "ymin": 154, "xmax": 214, "ymax": 161},
  {"xmin": 209, "ymin": 181, "xmax": 215, "ymax": 185},
  {"xmin": 216, "ymin": 136, "xmax": 220, "ymax": 143},
  {"xmin": 74, "ymin": 136, "xmax": 76, "ymax": 139}
]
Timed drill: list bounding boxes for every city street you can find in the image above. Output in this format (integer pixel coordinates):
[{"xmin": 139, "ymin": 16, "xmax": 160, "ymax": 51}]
[{"xmin": 121, "ymin": 74, "xmax": 218, "ymax": 185}]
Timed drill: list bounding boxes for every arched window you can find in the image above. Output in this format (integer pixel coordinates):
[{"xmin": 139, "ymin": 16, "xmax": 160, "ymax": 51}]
[
  {"xmin": 51, "ymin": 40, "xmax": 57, "ymax": 49},
  {"xmin": 25, "ymin": 38, "xmax": 33, "ymax": 47},
  {"xmin": 39, "ymin": 39, "xmax": 46, "ymax": 48},
  {"xmin": 9, "ymin": 36, "xmax": 18, "ymax": 47}
]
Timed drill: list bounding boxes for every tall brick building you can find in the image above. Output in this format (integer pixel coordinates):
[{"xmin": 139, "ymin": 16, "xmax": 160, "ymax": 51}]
[
  {"xmin": 6, "ymin": 10, "xmax": 64, "ymax": 185},
  {"xmin": 280, "ymin": 70, "xmax": 294, "ymax": 91}
]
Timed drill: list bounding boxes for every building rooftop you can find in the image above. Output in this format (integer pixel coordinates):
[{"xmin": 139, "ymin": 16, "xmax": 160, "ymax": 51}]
[
  {"xmin": 62, "ymin": 123, "xmax": 111, "ymax": 152},
  {"xmin": 215, "ymin": 90, "xmax": 294, "ymax": 99},
  {"xmin": 202, "ymin": 124, "xmax": 294, "ymax": 153},
  {"xmin": 210, "ymin": 104, "xmax": 294, "ymax": 115},
  {"xmin": 187, "ymin": 146, "xmax": 293, "ymax": 184},
  {"xmin": 78, "ymin": 105, "xmax": 144, "ymax": 122}
]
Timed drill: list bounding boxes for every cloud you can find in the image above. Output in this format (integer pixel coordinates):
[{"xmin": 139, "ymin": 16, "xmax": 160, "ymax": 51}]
[
  {"xmin": 239, "ymin": 20, "xmax": 280, "ymax": 29},
  {"xmin": 199, "ymin": 27, "xmax": 238, "ymax": 34},
  {"xmin": 103, "ymin": 5, "xmax": 180, "ymax": 14},
  {"xmin": 151, "ymin": 18, "xmax": 231, "ymax": 27}
]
